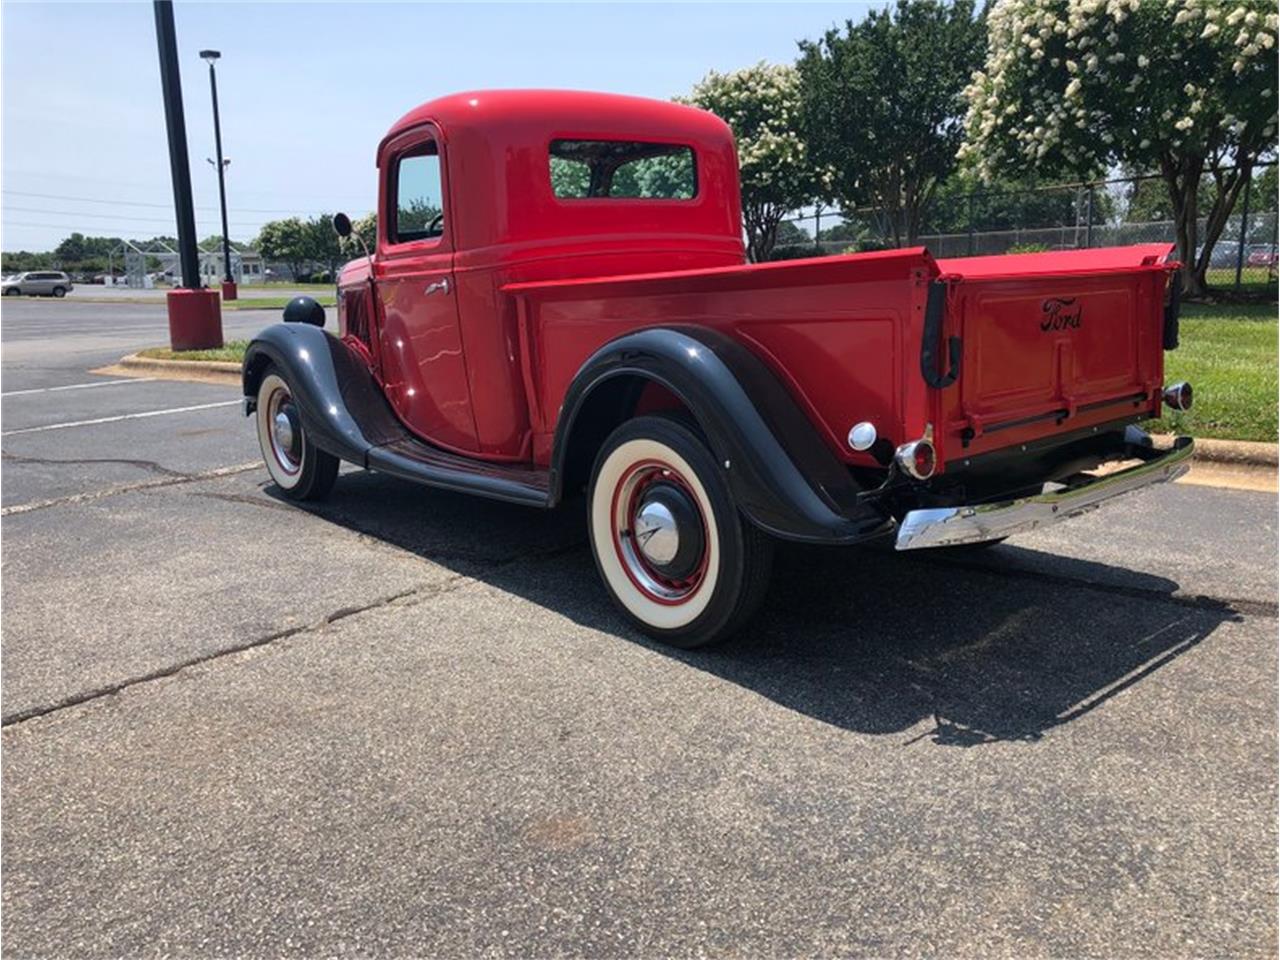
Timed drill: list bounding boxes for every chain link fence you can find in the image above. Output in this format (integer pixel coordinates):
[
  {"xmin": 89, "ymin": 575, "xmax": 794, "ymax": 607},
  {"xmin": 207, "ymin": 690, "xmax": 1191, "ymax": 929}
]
[{"xmin": 777, "ymin": 166, "xmax": 1278, "ymax": 290}]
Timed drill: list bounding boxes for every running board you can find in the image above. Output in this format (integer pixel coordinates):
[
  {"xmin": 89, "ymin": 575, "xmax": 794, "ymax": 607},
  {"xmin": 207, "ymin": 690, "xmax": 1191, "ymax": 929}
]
[{"xmin": 367, "ymin": 436, "xmax": 552, "ymax": 508}]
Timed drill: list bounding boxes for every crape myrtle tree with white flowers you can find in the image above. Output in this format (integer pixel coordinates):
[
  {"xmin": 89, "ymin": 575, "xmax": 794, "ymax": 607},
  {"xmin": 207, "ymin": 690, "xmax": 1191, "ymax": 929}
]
[
  {"xmin": 961, "ymin": 0, "xmax": 1279, "ymax": 297},
  {"xmin": 682, "ymin": 63, "xmax": 827, "ymax": 262}
]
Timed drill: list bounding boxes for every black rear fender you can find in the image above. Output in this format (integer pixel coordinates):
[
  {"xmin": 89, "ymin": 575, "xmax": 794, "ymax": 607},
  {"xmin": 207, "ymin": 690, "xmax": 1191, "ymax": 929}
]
[{"xmin": 551, "ymin": 327, "xmax": 890, "ymax": 544}]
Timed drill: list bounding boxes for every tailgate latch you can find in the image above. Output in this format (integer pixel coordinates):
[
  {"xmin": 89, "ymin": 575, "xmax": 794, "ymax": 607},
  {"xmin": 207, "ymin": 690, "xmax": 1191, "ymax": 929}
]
[{"xmin": 920, "ymin": 281, "xmax": 962, "ymax": 389}]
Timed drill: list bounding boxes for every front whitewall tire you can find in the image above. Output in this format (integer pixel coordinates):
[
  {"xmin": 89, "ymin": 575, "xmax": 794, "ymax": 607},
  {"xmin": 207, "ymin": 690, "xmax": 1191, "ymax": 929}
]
[{"xmin": 254, "ymin": 368, "xmax": 339, "ymax": 501}]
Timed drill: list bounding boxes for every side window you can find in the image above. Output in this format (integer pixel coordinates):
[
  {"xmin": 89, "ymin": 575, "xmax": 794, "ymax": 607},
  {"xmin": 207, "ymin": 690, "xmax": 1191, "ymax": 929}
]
[{"xmin": 391, "ymin": 142, "xmax": 445, "ymax": 244}]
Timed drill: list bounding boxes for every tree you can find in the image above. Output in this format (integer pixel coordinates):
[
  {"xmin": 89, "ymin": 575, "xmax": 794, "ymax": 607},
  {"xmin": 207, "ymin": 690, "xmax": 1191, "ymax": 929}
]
[
  {"xmin": 1122, "ymin": 173, "xmax": 1221, "ymax": 224},
  {"xmin": 682, "ymin": 63, "xmax": 823, "ymax": 262},
  {"xmin": 1, "ymin": 251, "xmax": 55, "ymax": 273},
  {"xmin": 961, "ymin": 0, "xmax": 1278, "ymax": 296},
  {"xmin": 797, "ymin": 0, "xmax": 985, "ymax": 247},
  {"xmin": 308, "ymin": 215, "xmax": 348, "ymax": 279},
  {"xmin": 925, "ymin": 170, "xmax": 1111, "ymax": 234},
  {"xmin": 54, "ymin": 232, "xmax": 87, "ymax": 264},
  {"xmin": 775, "ymin": 220, "xmax": 811, "ymax": 246},
  {"xmin": 350, "ymin": 213, "xmax": 378, "ymax": 255},
  {"xmin": 254, "ymin": 217, "xmax": 312, "ymax": 282}
]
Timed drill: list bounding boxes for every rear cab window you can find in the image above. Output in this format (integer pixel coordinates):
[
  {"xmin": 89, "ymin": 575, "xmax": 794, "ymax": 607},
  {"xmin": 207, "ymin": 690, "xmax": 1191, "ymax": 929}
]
[{"xmin": 549, "ymin": 139, "xmax": 696, "ymax": 200}]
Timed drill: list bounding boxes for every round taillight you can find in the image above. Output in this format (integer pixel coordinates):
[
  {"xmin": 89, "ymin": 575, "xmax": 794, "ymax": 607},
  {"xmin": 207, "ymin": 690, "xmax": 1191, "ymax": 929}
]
[
  {"xmin": 895, "ymin": 439, "xmax": 937, "ymax": 480},
  {"xmin": 1162, "ymin": 381, "xmax": 1193, "ymax": 411}
]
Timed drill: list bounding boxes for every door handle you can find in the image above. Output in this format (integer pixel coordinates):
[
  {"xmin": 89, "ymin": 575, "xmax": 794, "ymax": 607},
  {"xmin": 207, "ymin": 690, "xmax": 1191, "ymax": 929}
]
[{"xmin": 425, "ymin": 278, "xmax": 451, "ymax": 296}]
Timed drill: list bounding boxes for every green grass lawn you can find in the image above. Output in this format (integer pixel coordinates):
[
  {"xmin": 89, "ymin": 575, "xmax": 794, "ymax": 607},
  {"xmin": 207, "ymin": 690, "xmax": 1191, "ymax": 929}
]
[
  {"xmin": 139, "ymin": 340, "xmax": 249, "ymax": 363},
  {"xmin": 1147, "ymin": 300, "xmax": 1277, "ymax": 442},
  {"xmin": 1204, "ymin": 268, "xmax": 1278, "ymax": 294}
]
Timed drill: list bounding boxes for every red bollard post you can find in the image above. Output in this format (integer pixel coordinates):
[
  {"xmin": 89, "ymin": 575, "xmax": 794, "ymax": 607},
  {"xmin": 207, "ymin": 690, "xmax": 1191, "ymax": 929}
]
[
  {"xmin": 221, "ymin": 280, "xmax": 238, "ymax": 301},
  {"xmin": 166, "ymin": 288, "xmax": 223, "ymax": 351}
]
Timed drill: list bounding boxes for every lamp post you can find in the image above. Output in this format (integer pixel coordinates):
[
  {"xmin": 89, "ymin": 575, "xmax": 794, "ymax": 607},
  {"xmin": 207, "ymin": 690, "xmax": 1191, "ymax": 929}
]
[
  {"xmin": 200, "ymin": 48, "xmax": 236, "ymax": 300},
  {"xmin": 153, "ymin": 0, "xmax": 221, "ymax": 350}
]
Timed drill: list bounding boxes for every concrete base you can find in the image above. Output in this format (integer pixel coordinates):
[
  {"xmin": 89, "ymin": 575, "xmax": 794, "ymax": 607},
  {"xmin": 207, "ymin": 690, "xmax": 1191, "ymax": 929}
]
[
  {"xmin": 220, "ymin": 280, "xmax": 238, "ymax": 301},
  {"xmin": 166, "ymin": 288, "xmax": 223, "ymax": 351}
]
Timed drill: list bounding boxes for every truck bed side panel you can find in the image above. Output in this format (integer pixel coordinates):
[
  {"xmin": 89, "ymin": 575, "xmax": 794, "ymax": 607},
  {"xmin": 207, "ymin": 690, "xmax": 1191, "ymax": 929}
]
[{"xmin": 504, "ymin": 250, "xmax": 938, "ymax": 468}]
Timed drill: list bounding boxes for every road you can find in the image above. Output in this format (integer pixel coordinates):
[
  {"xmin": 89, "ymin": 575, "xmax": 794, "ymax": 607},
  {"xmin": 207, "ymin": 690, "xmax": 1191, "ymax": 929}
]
[{"xmin": 2, "ymin": 299, "xmax": 1276, "ymax": 958}]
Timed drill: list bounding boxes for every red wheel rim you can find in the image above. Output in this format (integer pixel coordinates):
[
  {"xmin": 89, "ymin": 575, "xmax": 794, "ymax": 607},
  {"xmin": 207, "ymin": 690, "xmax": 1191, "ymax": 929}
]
[{"xmin": 609, "ymin": 459, "xmax": 710, "ymax": 606}]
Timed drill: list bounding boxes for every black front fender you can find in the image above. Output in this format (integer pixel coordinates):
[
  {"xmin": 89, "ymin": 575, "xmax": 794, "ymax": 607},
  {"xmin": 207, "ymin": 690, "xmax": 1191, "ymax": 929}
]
[
  {"xmin": 552, "ymin": 327, "xmax": 891, "ymax": 544},
  {"xmin": 242, "ymin": 323, "xmax": 406, "ymax": 463}
]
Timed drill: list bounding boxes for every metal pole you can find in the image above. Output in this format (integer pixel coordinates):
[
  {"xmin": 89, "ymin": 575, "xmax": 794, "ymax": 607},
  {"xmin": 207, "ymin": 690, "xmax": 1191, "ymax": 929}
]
[
  {"xmin": 207, "ymin": 60, "xmax": 233, "ymax": 284},
  {"xmin": 1085, "ymin": 184, "xmax": 1095, "ymax": 248},
  {"xmin": 152, "ymin": 0, "xmax": 200, "ymax": 289},
  {"xmin": 967, "ymin": 191, "xmax": 976, "ymax": 256},
  {"xmin": 1235, "ymin": 173, "xmax": 1252, "ymax": 290}
]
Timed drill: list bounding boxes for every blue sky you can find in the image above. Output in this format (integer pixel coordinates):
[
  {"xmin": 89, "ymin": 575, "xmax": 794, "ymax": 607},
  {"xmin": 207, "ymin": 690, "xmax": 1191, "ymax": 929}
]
[{"xmin": 1, "ymin": 2, "xmax": 877, "ymax": 251}]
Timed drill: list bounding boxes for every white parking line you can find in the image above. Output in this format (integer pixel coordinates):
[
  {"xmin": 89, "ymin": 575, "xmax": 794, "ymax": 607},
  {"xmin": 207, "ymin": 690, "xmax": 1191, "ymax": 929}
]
[
  {"xmin": 1, "ymin": 400, "xmax": 242, "ymax": 437},
  {"xmin": 1, "ymin": 378, "xmax": 151, "ymax": 398}
]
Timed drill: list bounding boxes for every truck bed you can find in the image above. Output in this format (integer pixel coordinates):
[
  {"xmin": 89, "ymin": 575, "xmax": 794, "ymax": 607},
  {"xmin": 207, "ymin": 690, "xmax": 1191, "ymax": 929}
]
[{"xmin": 504, "ymin": 244, "xmax": 1177, "ymax": 472}]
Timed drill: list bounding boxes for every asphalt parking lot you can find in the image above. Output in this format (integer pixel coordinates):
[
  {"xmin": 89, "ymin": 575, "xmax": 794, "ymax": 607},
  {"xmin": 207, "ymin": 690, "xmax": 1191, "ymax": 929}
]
[{"xmin": 1, "ymin": 298, "xmax": 1276, "ymax": 957}]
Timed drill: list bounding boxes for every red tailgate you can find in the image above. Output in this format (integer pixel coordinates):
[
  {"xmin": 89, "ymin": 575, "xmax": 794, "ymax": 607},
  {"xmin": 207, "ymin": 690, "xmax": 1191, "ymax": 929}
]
[{"xmin": 932, "ymin": 246, "xmax": 1177, "ymax": 465}]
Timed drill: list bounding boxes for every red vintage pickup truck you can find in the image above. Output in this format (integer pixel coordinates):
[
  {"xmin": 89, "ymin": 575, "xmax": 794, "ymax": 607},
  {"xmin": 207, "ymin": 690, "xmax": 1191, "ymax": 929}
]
[{"xmin": 244, "ymin": 90, "xmax": 1194, "ymax": 648}]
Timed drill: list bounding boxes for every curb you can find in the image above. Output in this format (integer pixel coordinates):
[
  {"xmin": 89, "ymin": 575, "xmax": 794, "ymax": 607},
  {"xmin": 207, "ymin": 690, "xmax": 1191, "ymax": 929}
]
[
  {"xmin": 93, "ymin": 353, "xmax": 242, "ymax": 387},
  {"xmin": 1154, "ymin": 435, "xmax": 1279, "ymax": 468}
]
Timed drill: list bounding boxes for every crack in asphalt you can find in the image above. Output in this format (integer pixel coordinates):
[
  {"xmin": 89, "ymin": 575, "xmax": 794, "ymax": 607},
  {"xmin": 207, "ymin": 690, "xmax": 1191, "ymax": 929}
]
[
  {"xmin": 1, "ymin": 450, "xmax": 187, "ymax": 478},
  {"xmin": 0, "ymin": 583, "xmax": 455, "ymax": 729},
  {"xmin": 0, "ymin": 540, "xmax": 586, "ymax": 730},
  {"xmin": 1, "ymin": 462, "xmax": 1271, "ymax": 729},
  {"xmin": 187, "ymin": 489, "xmax": 302, "ymax": 513},
  {"xmin": 0, "ymin": 461, "xmax": 262, "ymax": 516}
]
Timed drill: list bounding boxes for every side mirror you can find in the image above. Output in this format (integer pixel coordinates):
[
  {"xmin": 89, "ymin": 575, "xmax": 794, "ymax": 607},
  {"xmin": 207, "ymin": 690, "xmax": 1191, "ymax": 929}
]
[{"xmin": 332, "ymin": 212, "xmax": 352, "ymax": 238}]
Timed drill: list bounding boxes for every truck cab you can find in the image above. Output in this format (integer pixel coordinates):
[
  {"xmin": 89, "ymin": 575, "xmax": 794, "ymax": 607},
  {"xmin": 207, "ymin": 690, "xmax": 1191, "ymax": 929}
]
[{"xmin": 244, "ymin": 89, "xmax": 1194, "ymax": 648}]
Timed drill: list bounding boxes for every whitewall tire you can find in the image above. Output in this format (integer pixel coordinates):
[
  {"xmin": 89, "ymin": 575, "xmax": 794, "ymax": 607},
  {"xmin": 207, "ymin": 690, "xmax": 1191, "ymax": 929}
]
[
  {"xmin": 255, "ymin": 369, "xmax": 339, "ymax": 501},
  {"xmin": 588, "ymin": 415, "xmax": 773, "ymax": 648}
]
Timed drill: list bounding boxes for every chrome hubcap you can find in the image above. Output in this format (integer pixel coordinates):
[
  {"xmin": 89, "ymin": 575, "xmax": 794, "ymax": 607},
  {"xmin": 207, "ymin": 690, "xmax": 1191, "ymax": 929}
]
[
  {"xmin": 634, "ymin": 500, "xmax": 679, "ymax": 566},
  {"xmin": 265, "ymin": 387, "xmax": 302, "ymax": 474},
  {"xmin": 612, "ymin": 465, "xmax": 708, "ymax": 604},
  {"xmin": 273, "ymin": 411, "xmax": 295, "ymax": 454}
]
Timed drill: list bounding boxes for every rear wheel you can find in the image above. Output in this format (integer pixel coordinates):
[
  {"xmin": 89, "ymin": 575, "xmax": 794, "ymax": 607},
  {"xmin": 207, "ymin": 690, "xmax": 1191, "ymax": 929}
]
[
  {"xmin": 254, "ymin": 369, "xmax": 339, "ymax": 501},
  {"xmin": 587, "ymin": 415, "xmax": 773, "ymax": 648}
]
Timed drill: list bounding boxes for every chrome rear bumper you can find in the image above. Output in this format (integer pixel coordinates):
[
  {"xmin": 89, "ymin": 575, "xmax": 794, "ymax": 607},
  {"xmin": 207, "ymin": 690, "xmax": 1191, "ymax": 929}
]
[{"xmin": 895, "ymin": 435, "xmax": 1194, "ymax": 551}]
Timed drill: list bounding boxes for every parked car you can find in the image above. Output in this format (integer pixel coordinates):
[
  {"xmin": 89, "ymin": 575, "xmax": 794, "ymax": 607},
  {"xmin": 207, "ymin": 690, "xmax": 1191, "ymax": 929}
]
[
  {"xmin": 2, "ymin": 271, "xmax": 73, "ymax": 297},
  {"xmin": 1190, "ymin": 244, "xmax": 1237, "ymax": 269},
  {"xmin": 1246, "ymin": 245, "xmax": 1278, "ymax": 268},
  {"xmin": 243, "ymin": 90, "xmax": 1194, "ymax": 648}
]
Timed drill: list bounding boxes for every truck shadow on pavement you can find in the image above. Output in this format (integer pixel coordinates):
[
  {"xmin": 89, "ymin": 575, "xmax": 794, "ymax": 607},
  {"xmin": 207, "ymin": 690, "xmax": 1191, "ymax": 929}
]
[{"xmin": 270, "ymin": 470, "xmax": 1241, "ymax": 748}]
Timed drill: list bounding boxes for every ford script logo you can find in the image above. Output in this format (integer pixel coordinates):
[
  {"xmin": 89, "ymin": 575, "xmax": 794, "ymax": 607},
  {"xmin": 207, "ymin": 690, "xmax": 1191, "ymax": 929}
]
[{"xmin": 1041, "ymin": 296, "xmax": 1082, "ymax": 332}]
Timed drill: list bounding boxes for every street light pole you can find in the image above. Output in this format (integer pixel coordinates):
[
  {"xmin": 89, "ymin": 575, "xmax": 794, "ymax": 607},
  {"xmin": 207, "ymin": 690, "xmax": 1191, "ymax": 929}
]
[
  {"xmin": 153, "ymin": 0, "xmax": 221, "ymax": 351},
  {"xmin": 200, "ymin": 48, "xmax": 236, "ymax": 300}
]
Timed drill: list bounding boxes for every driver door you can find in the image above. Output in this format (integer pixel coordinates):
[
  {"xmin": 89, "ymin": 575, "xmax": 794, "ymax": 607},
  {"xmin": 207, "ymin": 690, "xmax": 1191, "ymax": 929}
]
[{"xmin": 375, "ymin": 125, "xmax": 478, "ymax": 453}]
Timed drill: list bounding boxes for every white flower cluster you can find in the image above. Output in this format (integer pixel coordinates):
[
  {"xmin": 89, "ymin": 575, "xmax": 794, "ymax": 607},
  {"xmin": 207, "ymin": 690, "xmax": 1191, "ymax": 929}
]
[
  {"xmin": 960, "ymin": 0, "xmax": 1278, "ymax": 176},
  {"xmin": 687, "ymin": 62, "xmax": 819, "ymax": 201}
]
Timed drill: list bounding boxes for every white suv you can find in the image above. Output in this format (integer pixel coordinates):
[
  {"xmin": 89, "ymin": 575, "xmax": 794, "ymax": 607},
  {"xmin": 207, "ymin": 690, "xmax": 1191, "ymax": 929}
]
[{"xmin": 2, "ymin": 271, "xmax": 73, "ymax": 297}]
